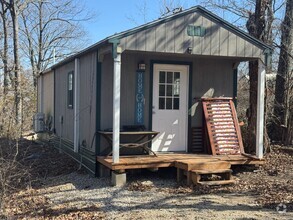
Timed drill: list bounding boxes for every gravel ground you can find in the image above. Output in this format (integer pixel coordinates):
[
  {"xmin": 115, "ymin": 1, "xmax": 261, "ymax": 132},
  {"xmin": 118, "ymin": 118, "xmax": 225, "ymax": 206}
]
[
  {"xmin": 3, "ymin": 140, "xmax": 292, "ymax": 219},
  {"xmin": 25, "ymin": 170, "xmax": 291, "ymax": 220}
]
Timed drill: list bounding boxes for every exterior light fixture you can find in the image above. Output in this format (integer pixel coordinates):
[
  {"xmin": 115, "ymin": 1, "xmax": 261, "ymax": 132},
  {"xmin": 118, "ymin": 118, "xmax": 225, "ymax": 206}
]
[
  {"xmin": 187, "ymin": 47, "xmax": 192, "ymax": 54},
  {"xmin": 138, "ymin": 61, "xmax": 146, "ymax": 70}
]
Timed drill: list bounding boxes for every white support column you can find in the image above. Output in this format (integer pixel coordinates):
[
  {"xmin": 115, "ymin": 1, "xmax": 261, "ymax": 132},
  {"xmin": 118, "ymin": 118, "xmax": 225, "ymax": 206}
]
[
  {"xmin": 112, "ymin": 53, "xmax": 121, "ymax": 163},
  {"xmin": 256, "ymin": 59, "xmax": 266, "ymax": 159},
  {"xmin": 39, "ymin": 75, "xmax": 44, "ymax": 113},
  {"xmin": 74, "ymin": 58, "xmax": 80, "ymax": 152}
]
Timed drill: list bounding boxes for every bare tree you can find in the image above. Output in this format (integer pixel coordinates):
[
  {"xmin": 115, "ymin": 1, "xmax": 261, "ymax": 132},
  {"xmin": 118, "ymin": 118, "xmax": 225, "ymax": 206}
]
[
  {"xmin": 0, "ymin": 0, "xmax": 11, "ymax": 134},
  {"xmin": 20, "ymin": 0, "xmax": 92, "ymax": 88},
  {"xmin": 202, "ymin": 0, "xmax": 279, "ymax": 152},
  {"xmin": 273, "ymin": 0, "xmax": 293, "ymax": 145},
  {"xmin": 244, "ymin": 0, "xmax": 274, "ymax": 152},
  {"xmin": 6, "ymin": 0, "xmax": 22, "ymax": 128},
  {"xmin": 0, "ymin": 1, "xmax": 9, "ymax": 98}
]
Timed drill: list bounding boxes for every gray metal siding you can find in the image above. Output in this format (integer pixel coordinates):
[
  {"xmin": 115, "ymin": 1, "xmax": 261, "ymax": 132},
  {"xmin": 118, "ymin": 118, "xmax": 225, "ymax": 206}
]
[
  {"xmin": 99, "ymin": 53, "xmax": 114, "ymax": 154},
  {"xmin": 54, "ymin": 52, "xmax": 97, "ymax": 151},
  {"xmin": 119, "ymin": 11, "xmax": 264, "ymax": 59},
  {"xmin": 79, "ymin": 52, "xmax": 97, "ymax": 152},
  {"xmin": 41, "ymin": 71, "xmax": 54, "ymax": 130},
  {"xmin": 100, "ymin": 53, "xmax": 114, "ymax": 130},
  {"xmin": 37, "ymin": 71, "xmax": 54, "ymax": 131},
  {"xmin": 190, "ymin": 58, "xmax": 234, "ymax": 127},
  {"xmin": 98, "ymin": 51, "xmax": 235, "ymax": 153},
  {"xmin": 55, "ymin": 61, "xmax": 75, "ymax": 141}
]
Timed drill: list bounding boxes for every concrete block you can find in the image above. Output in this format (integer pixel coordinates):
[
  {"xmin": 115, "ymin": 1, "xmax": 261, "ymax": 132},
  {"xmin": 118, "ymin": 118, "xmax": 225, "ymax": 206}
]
[{"xmin": 111, "ymin": 171, "xmax": 126, "ymax": 186}]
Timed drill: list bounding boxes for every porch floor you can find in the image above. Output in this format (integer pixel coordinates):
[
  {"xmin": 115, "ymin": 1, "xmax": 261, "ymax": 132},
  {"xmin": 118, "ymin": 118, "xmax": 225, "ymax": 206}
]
[{"xmin": 97, "ymin": 153, "xmax": 265, "ymax": 171}]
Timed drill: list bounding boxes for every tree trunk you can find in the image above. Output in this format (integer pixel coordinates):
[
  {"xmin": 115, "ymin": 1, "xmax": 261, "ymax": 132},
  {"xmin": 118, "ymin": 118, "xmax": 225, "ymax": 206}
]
[
  {"xmin": 273, "ymin": 0, "xmax": 293, "ymax": 144},
  {"xmin": 9, "ymin": 0, "xmax": 22, "ymax": 130},
  {"xmin": 246, "ymin": 0, "xmax": 273, "ymax": 153},
  {"xmin": 36, "ymin": 1, "xmax": 43, "ymax": 88},
  {"xmin": 0, "ymin": 1, "xmax": 9, "ymax": 134},
  {"xmin": 0, "ymin": 2, "xmax": 9, "ymax": 97},
  {"xmin": 246, "ymin": 61, "xmax": 258, "ymax": 152}
]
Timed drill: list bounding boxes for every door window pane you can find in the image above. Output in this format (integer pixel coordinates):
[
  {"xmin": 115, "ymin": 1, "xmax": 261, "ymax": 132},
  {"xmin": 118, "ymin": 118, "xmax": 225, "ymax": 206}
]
[
  {"xmin": 159, "ymin": 71, "xmax": 166, "ymax": 83},
  {"xmin": 174, "ymin": 72, "xmax": 180, "ymax": 81},
  {"xmin": 158, "ymin": 70, "xmax": 181, "ymax": 110},
  {"xmin": 159, "ymin": 98, "xmax": 165, "ymax": 109},
  {"xmin": 173, "ymin": 98, "xmax": 179, "ymax": 109},
  {"xmin": 159, "ymin": 85, "xmax": 165, "ymax": 96},
  {"xmin": 166, "ymin": 98, "xmax": 172, "ymax": 109},
  {"xmin": 167, "ymin": 72, "xmax": 173, "ymax": 83},
  {"xmin": 166, "ymin": 85, "xmax": 172, "ymax": 96},
  {"xmin": 173, "ymin": 80, "xmax": 180, "ymax": 96}
]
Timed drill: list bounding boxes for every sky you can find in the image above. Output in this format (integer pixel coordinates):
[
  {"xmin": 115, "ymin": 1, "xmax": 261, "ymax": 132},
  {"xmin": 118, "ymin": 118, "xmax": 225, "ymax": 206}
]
[
  {"xmin": 83, "ymin": 0, "xmax": 196, "ymax": 44},
  {"xmin": 76, "ymin": 0, "xmax": 285, "ymax": 53}
]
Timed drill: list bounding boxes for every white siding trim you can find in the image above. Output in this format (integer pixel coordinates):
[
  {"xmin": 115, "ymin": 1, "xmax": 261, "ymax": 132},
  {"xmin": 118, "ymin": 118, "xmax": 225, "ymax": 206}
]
[
  {"xmin": 74, "ymin": 58, "xmax": 80, "ymax": 152},
  {"xmin": 113, "ymin": 53, "xmax": 121, "ymax": 163},
  {"xmin": 256, "ymin": 59, "xmax": 265, "ymax": 158}
]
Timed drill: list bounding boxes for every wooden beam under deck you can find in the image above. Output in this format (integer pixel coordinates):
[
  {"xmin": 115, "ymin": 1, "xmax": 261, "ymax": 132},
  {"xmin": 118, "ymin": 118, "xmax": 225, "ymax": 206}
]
[{"xmin": 97, "ymin": 154, "xmax": 265, "ymax": 171}]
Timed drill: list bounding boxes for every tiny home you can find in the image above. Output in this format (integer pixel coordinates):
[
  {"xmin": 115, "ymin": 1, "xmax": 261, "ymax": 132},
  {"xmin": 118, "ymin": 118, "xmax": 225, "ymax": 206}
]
[{"xmin": 37, "ymin": 6, "xmax": 271, "ymax": 181}]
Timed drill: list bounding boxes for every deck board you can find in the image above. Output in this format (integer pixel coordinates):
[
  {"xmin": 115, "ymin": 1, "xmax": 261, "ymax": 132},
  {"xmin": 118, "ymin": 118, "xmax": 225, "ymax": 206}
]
[{"xmin": 97, "ymin": 153, "xmax": 264, "ymax": 170}]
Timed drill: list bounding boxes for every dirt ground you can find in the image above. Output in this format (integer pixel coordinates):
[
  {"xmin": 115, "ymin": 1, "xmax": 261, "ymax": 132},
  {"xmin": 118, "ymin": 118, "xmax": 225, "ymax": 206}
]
[{"xmin": 1, "ymin": 139, "xmax": 292, "ymax": 219}]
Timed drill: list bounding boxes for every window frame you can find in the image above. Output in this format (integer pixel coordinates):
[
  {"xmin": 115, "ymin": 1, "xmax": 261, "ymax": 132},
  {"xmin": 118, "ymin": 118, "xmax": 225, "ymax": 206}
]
[{"xmin": 67, "ymin": 71, "xmax": 74, "ymax": 109}]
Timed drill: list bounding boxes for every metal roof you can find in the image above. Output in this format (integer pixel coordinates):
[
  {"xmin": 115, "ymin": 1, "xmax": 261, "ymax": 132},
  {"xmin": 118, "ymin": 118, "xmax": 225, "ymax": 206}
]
[{"xmin": 48, "ymin": 5, "xmax": 272, "ymax": 70}]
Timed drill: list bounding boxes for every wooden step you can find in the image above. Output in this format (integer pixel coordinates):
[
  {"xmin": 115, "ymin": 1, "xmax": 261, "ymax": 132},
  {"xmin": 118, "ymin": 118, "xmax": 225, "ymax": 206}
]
[
  {"xmin": 175, "ymin": 159, "xmax": 220, "ymax": 185},
  {"xmin": 197, "ymin": 179, "xmax": 235, "ymax": 186},
  {"xmin": 191, "ymin": 169, "xmax": 232, "ymax": 174},
  {"xmin": 191, "ymin": 168, "xmax": 234, "ymax": 186},
  {"xmin": 186, "ymin": 161, "xmax": 231, "ymax": 170}
]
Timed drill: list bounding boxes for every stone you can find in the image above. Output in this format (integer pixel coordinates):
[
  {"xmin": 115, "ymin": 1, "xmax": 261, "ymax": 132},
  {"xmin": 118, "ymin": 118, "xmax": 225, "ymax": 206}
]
[{"xmin": 111, "ymin": 171, "xmax": 126, "ymax": 186}]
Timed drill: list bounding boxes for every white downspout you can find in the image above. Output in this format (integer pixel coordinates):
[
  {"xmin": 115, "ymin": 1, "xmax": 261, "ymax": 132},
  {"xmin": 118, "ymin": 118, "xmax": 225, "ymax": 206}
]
[
  {"xmin": 39, "ymin": 75, "xmax": 43, "ymax": 113},
  {"xmin": 74, "ymin": 58, "xmax": 80, "ymax": 152},
  {"xmin": 112, "ymin": 51, "xmax": 121, "ymax": 163},
  {"xmin": 256, "ymin": 59, "xmax": 266, "ymax": 159}
]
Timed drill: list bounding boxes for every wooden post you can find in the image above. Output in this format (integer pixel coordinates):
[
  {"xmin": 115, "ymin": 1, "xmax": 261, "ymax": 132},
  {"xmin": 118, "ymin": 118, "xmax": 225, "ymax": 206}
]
[
  {"xmin": 74, "ymin": 58, "xmax": 80, "ymax": 152},
  {"xmin": 113, "ymin": 53, "xmax": 121, "ymax": 163},
  {"xmin": 256, "ymin": 59, "xmax": 265, "ymax": 159}
]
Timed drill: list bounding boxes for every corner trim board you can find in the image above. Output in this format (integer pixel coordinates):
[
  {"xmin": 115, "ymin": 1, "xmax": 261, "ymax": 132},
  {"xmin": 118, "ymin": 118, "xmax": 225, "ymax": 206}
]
[{"xmin": 74, "ymin": 58, "xmax": 80, "ymax": 152}]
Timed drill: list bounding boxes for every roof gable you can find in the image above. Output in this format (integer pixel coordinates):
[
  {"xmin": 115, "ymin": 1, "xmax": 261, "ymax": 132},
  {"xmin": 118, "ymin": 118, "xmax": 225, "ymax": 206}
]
[
  {"xmin": 116, "ymin": 6, "xmax": 271, "ymax": 59},
  {"xmin": 49, "ymin": 6, "xmax": 271, "ymax": 70}
]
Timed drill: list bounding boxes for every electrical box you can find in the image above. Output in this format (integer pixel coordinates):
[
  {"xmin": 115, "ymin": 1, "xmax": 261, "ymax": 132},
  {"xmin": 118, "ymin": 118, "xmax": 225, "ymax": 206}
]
[{"xmin": 33, "ymin": 112, "xmax": 45, "ymax": 133}]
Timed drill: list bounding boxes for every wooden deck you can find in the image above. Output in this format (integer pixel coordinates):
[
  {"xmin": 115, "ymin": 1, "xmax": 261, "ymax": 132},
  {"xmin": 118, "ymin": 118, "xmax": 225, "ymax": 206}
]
[{"xmin": 97, "ymin": 153, "xmax": 265, "ymax": 171}]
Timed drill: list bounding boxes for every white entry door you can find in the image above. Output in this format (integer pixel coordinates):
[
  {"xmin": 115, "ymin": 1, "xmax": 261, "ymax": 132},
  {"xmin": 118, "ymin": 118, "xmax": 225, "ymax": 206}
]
[{"xmin": 152, "ymin": 64, "xmax": 189, "ymax": 152}]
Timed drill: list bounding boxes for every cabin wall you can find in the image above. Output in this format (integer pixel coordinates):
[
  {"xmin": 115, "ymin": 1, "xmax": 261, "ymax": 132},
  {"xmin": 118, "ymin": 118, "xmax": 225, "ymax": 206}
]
[
  {"xmin": 42, "ymin": 72, "xmax": 54, "ymax": 117},
  {"xmin": 79, "ymin": 52, "xmax": 97, "ymax": 152},
  {"xmin": 55, "ymin": 61, "xmax": 75, "ymax": 141},
  {"xmin": 54, "ymin": 52, "xmax": 97, "ymax": 152},
  {"xmin": 38, "ymin": 71, "xmax": 54, "ymax": 130},
  {"xmin": 98, "ymin": 51, "xmax": 235, "ymax": 154},
  {"xmin": 99, "ymin": 53, "xmax": 113, "ymax": 154},
  {"xmin": 100, "ymin": 53, "xmax": 114, "ymax": 131},
  {"xmin": 119, "ymin": 11, "xmax": 264, "ymax": 60}
]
